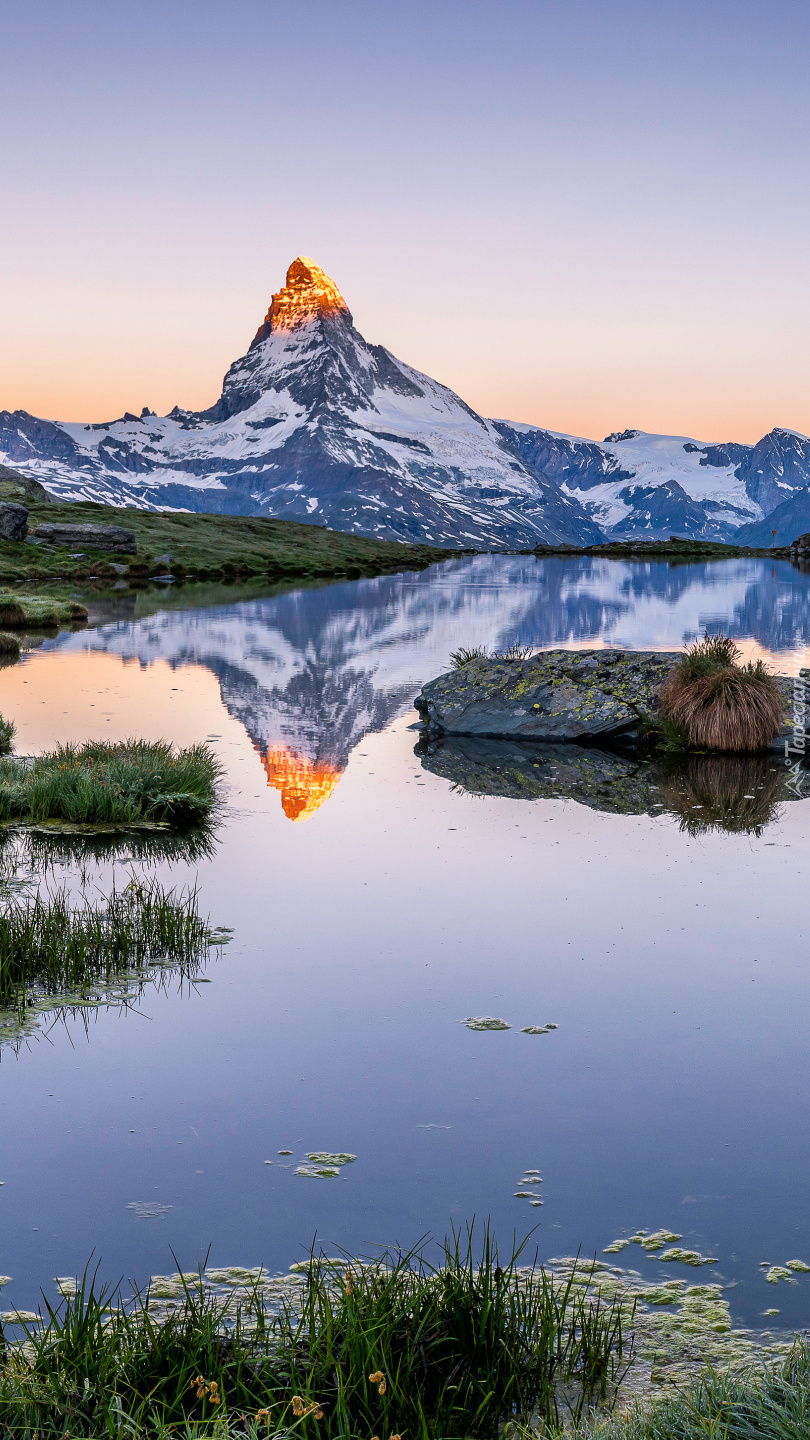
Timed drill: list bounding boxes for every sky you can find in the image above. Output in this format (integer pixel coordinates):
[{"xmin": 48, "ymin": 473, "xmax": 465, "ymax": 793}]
[{"xmin": 2, "ymin": 0, "xmax": 810, "ymax": 441}]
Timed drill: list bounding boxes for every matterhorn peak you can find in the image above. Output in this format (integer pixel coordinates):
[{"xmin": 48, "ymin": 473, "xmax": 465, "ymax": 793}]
[{"xmin": 251, "ymin": 256, "xmax": 351, "ymax": 346}]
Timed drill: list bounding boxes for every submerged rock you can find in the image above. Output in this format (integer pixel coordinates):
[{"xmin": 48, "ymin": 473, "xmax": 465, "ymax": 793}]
[{"xmin": 415, "ymin": 649, "xmax": 681, "ymax": 742}]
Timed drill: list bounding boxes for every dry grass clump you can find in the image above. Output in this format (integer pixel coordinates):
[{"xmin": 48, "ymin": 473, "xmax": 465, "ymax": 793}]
[{"xmin": 658, "ymin": 633, "xmax": 785, "ymax": 752}]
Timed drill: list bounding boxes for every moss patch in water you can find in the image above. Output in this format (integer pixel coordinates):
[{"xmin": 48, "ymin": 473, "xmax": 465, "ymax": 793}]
[
  {"xmin": 786, "ymin": 1258, "xmax": 810, "ymax": 1272},
  {"xmin": 629, "ymin": 1230, "xmax": 683, "ymax": 1252},
  {"xmin": 765, "ymin": 1265, "xmax": 797, "ymax": 1284},
  {"xmin": 659, "ymin": 1247, "xmax": 718, "ymax": 1266},
  {"xmin": 462, "ymin": 1015, "xmax": 511, "ymax": 1030}
]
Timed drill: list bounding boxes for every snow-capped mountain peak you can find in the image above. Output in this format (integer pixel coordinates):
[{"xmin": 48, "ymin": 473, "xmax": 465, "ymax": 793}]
[
  {"xmin": 251, "ymin": 255, "xmax": 352, "ymax": 342},
  {"xmin": 3, "ymin": 255, "xmax": 810, "ymax": 547},
  {"xmin": 0, "ymin": 257, "xmax": 602, "ymax": 549}
]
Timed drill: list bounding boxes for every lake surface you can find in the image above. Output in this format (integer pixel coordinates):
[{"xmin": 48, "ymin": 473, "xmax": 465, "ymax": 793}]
[{"xmin": 1, "ymin": 553, "xmax": 809, "ymax": 1329}]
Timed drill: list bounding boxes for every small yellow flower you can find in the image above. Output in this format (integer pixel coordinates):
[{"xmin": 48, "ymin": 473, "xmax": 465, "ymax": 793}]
[
  {"xmin": 368, "ymin": 1372, "xmax": 383, "ymax": 1385},
  {"xmin": 314, "ymin": 1409, "xmax": 324, "ymax": 1420},
  {"xmin": 291, "ymin": 1395, "xmax": 306, "ymax": 1417},
  {"xmin": 378, "ymin": 1379, "xmax": 387, "ymax": 1396}
]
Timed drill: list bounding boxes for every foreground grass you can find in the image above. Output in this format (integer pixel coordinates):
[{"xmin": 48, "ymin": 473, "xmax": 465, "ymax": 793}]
[
  {"xmin": 580, "ymin": 1342, "xmax": 810, "ymax": 1440},
  {"xmin": 0, "ymin": 497, "xmax": 453, "ymax": 584},
  {"xmin": 0, "ymin": 877, "xmax": 214, "ymax": 1013},
  {"xmin": 0, "ymin": 739, "xmax": 221, "ymax": 826},
  {"xmin": 0, "ymin": 1233, "xmax": 633, "ymax": 1438}
]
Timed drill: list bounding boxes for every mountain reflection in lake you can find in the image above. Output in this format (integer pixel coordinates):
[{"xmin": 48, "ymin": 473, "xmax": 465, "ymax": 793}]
[
  {"xmin": 0, "ymin": 553, "xmax": 809, "ymax": 1332},
  {"xmin": 46, "ymin": 554, "xmax": 810, "ymax": 819}
]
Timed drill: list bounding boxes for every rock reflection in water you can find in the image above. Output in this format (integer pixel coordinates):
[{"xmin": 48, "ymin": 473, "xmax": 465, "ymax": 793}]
[{"xmin": 417, "ymin": 736, "xmax": 810, "ymax": 835}]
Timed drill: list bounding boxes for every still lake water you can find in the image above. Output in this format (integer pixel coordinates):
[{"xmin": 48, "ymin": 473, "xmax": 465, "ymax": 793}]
[{"xmin": 1, "ymin": 553, "xmax": 810, "ymax": 1328}]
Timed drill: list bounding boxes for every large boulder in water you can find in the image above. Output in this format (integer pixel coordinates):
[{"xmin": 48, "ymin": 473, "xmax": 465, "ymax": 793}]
[{"xmin": 415, "ymin": 649, "xmax": 683, "ymax": 742}]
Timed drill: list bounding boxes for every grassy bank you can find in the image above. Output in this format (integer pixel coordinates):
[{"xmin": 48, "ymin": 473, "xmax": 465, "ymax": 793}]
[
  {"xmin": 0, "ymin": 497, "xmax": 454, "ymax": 584},
  {"xmin": 0, "ymin": 590, "xmax": 88, "ymax": 627},
  {"xmin": 0, "ymin": 1233, "xmax": 632, "ymax": 1438},
  {"xmin": 0, "ymin": 878, "xmax": 214, "ymax": 1013},
  {"xmin": 580, "ymin": 1344, "xmax": 810, "ymax": 1440},
  {"xmin": 0, "ymin": 1238, "xmax": 803, "ymax": 1437},
  {"xmin": 0, "ymin": 739, "xmax": 221, "ymax": 826},
  {"xmin": 532, "ymin": 537, "xmax": 790, "ymax": 560}
]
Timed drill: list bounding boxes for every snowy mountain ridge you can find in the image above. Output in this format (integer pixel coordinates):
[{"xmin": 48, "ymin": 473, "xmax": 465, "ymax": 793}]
[
  {"xmin": 0, "ymin": 257, "xmax": 602, "ymax": 550},
  {"xmin": 2, "ymin": 255, "xmax": 810, "ymax": 547}
]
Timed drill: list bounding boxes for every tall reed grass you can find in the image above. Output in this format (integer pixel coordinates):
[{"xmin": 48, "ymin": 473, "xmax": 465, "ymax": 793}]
[
  {"xmin": 0, "ymin": 878, "xmax": 214, "ymax": 1012},
  {"xmin": 0, "ymin": 739, "xmax": 221, "ymax": 826},
  {"xmin": 0, "ymin": 1231, "xmax": 634, "ymax": 1437}
]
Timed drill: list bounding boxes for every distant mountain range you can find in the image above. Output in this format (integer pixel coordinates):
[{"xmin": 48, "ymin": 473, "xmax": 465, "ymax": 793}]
[{"xmin": 2, "ymin": 256, "xmax": 810, "ymax": 548}]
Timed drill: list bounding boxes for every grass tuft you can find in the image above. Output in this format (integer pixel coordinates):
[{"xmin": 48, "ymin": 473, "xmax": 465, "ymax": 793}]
[
  {"xmin": 0, "ymin": 878, "xmax": 215, "ymax": 1013},
  {"xmin": 0, "ymin": 739, "xmax": 221, "ymax": 826},
  {"xmin": 658, "ymin": 633, "xmax": 785, "ymax": 751},
  {"xmin": 450, "ymin": 645, "xmax": 490, "ymax": 667},
  {"xmin": 493, "ymin": 642, "xmax": 534, "ymax": 661}
]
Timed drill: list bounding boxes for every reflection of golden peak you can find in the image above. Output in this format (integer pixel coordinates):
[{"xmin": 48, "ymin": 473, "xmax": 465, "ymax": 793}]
[
  {"xmin": 258, "ymin": 744, "xmax": 342, "ymax": 821},
  {"xmin": 253, "ymin": 257, "xmax": 351, "ymax": 342}
]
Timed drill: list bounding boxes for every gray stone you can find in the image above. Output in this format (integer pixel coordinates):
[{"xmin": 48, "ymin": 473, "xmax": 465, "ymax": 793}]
[
  {"xmin": 32, "ymin": 522, "xmax": 136, "ymax": 554},
  {"xmin": 0, "ymin": 465, "xmax": 52, "ymax": 504},
  {"xmin": 153, "ymin": 553, "xmax": 173, "ymax": 567},
  {"xmin": 415, "ymin": 649, "xmax": 682, "ymax": 743},
  {"xmin": 0, "ymin": 502, "xmax": 29, "ymax": 541}
]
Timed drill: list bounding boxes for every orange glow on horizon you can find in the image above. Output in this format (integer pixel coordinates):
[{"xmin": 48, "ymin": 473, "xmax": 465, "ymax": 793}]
[{"xmin": 257, "ymin": 744, "xmax": 343, "ymax": 821}]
